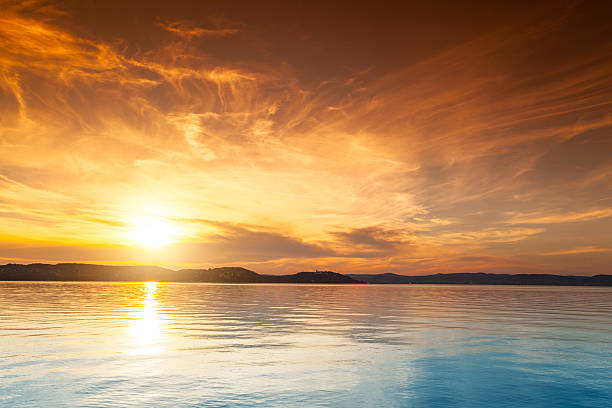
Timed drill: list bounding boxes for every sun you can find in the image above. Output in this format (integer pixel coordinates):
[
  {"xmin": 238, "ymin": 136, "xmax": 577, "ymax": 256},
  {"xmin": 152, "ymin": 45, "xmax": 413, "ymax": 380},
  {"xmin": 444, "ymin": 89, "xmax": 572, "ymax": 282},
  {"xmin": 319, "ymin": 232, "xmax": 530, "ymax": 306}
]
[{"xmin": 129, "ymin": 215, "xmax": 178, "ymax": 249}]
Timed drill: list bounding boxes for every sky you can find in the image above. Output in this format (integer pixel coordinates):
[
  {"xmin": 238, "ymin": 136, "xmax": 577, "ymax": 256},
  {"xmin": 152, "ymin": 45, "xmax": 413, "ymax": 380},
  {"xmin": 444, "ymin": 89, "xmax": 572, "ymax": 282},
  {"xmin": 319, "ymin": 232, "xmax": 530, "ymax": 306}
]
[{"xmin": 0, "ymin": 0, "xmax": 611, "ymax": 275}]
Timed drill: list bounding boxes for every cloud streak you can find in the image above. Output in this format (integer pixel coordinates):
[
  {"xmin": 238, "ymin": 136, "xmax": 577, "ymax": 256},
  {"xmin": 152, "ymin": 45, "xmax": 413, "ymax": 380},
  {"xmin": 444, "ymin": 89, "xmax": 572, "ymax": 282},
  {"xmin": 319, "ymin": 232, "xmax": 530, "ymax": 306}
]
[
  {"xmin": 504, "ymin": 208, "xmax": 612, "ymax": 225},
  {"xmin": 160, "ymin": 22, "xmax": 239, "ymax": 38}
]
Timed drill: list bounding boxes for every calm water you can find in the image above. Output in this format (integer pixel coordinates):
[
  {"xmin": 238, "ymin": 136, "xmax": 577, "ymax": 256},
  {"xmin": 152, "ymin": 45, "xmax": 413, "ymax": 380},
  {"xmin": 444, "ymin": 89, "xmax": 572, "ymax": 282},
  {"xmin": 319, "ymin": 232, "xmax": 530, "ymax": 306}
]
[{"xmin": 1, "ymin": 283, "xmax": 611, "ymax": 407}]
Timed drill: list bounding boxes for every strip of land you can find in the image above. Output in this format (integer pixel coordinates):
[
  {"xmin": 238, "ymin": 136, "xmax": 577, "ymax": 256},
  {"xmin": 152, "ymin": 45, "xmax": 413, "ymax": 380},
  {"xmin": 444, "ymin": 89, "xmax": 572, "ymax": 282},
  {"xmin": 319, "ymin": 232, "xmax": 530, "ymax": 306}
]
[
  {"xmin": 348, "ymin": 272, "xmax": 612, "ymax": 286},
  {"xmin": 0, "ymin": 263, "xmax": 358, "ymax": 283},
  {"xmin": 0, "ymin": 263, "xmax": 611, "ymax": 285}
]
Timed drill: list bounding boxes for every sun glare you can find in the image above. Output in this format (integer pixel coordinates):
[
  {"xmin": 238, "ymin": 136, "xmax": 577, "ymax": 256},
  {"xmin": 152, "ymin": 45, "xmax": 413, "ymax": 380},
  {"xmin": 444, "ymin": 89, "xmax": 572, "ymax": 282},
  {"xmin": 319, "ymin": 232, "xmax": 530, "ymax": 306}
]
[
  {"xmin": 129, "ymin": 281, "xmax": 164, "ymax": 354},
  {"xmin": 129, "ymin": 215, "xmax": 178, "ymax": 249}
]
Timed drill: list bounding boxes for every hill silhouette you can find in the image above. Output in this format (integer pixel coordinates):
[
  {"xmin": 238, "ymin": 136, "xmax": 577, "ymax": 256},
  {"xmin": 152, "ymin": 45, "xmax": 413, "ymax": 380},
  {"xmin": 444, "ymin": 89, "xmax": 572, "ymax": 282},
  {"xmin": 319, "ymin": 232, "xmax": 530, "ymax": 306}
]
[
  {"xmin": 347, "ymin": 272, "xmax": 612, "ymax": 286},
  {"xmin": 0, "ymin": 263, "xmax": 359, "ymax": 284},
  {"xmin": 0, "ymin": 264, "xmax": 610, "ymax": 285}
]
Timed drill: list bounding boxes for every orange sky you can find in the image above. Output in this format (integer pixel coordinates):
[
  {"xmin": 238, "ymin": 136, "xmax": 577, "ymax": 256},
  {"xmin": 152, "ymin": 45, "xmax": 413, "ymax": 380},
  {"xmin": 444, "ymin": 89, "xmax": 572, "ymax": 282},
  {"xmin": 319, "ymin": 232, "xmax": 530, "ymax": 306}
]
[{"xmin": 0, "ymin": 0, "xmax": 611, "ymax": 275}]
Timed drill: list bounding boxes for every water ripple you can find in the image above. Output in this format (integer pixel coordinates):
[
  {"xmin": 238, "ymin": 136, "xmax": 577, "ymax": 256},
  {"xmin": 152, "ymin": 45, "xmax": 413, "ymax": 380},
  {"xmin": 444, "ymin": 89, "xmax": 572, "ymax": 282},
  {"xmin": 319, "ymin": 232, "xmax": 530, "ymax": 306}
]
[{"xmin": 0, "ymin": 282, "xmax": 611, "ymax": 407}]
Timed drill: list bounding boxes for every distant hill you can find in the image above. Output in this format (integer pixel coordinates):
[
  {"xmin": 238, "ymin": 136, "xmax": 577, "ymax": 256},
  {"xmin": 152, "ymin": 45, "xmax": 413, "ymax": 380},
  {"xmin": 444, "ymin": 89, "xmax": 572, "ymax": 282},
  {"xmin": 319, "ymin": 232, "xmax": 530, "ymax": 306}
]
[
  {"xmin": 263, "ymin": 271, "xmax": 358, "ymax": 284},
  {"xmin": 0, "ymin": 263, "xmax": 360, "ymax": 284},
  {"xmin": 347, "ymin": 272, "xmax": 612, "ymax": 286},
  {"xmin": 1, "ymin": 264, "xmax": 610, "ymax": 285}
]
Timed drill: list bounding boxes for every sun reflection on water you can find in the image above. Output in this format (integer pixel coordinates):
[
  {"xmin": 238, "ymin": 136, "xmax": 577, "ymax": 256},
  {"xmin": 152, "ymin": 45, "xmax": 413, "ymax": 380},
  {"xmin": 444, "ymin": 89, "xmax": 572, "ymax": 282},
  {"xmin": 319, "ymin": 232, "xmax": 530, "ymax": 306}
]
[{"xmin": 130, "ymin": 281, "xmax": 165, "ymax": 354}]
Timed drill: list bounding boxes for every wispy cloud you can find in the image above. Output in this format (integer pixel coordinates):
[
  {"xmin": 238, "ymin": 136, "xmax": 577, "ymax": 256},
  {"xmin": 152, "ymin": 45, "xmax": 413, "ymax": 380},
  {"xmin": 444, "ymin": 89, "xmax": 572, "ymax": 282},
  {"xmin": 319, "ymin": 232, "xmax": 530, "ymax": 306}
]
[
  {"xmin": 504, "ymin": 208, "xmax": 612, "ymax": 225},
  {"xmin": 541, "ymin": 247, "xmax": 612, "ymax": 256},
  {"xmin": 429, "ymin": 227, "xmax": 546, "ymax": 245},
  {"xmin": 160, "ymin": 22, "xmax": 239, "ymax": 38},
  {"xmin": 0, "ymin": 2, "xmax": 611, "ymax": 274}
]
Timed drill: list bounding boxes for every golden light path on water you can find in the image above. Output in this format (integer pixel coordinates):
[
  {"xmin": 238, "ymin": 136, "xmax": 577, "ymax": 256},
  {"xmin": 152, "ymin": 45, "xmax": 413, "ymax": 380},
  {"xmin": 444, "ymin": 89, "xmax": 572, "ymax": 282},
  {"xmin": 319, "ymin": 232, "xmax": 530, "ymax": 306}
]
[{"xmin": 129, "ymin": 282, "xmax": 165, "ymax": 355}]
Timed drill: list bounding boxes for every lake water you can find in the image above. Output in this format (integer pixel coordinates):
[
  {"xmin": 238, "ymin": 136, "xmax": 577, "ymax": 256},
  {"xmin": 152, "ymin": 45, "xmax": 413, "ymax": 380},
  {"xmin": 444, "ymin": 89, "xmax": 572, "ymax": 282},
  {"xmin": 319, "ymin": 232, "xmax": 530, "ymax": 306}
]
[{"xmin": 0, "ymin": 282, "xmax": 611, "ymax": 407}]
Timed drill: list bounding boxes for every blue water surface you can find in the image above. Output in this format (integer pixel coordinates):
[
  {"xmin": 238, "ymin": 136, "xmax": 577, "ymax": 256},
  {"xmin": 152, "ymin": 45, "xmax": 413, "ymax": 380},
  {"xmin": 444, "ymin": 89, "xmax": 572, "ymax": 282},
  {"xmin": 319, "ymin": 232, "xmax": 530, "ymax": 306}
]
[{"xmin": 0, "ymin": 282, "xmax": 610, "ymax": 407}]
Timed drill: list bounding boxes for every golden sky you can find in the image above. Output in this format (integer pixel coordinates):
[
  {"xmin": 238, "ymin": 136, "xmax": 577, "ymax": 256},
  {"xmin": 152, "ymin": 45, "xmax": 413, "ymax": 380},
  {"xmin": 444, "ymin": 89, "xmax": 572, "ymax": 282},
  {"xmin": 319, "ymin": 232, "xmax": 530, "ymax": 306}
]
[{"xmin": 1, "ymin": 0, "xmax": 611, "ymax": 274}]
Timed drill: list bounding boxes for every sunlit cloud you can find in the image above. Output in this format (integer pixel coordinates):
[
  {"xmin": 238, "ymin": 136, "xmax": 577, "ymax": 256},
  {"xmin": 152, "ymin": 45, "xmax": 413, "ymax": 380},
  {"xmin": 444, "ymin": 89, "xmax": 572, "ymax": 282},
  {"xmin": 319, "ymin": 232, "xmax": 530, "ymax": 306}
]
[{"xmin": 0, "ymin": 1, "xmax": 611, "ymax": 275}]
